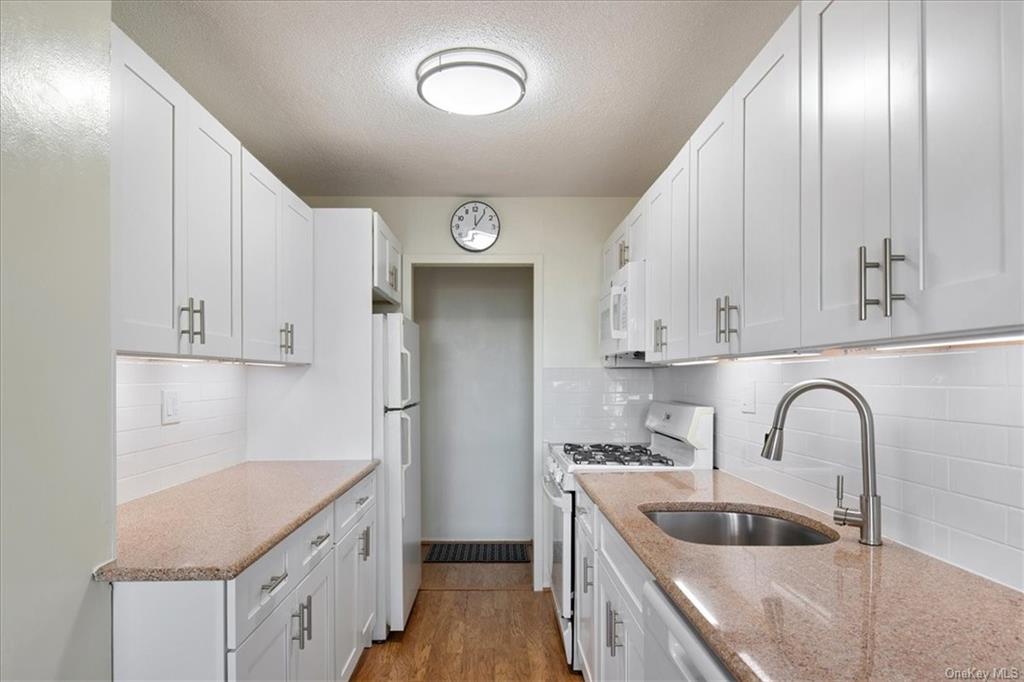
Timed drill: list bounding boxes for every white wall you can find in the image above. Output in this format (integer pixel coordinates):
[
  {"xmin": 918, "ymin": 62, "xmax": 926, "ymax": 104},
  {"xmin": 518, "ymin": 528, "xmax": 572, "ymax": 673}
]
[
  {"xmin": 543, "ymin": 368, "xmax": 653, "ymax": 444},
  {"xmin": 116, "ymin": 358, "xmax": 246, "ymax": 502},
  {"xmin": 304, "ymin": 196, "xmax": 636, "ymax": 368},
  {"xmin": 0, "ymin": 1, "xmax": 115, "ymax": 678},
  {"xmin": 653, "ymin": 344, "xmax": 1024, "ymax": 591},
  {"xmin": 415, "ymin": 267, "xmax": 534, "ymax": 540}
]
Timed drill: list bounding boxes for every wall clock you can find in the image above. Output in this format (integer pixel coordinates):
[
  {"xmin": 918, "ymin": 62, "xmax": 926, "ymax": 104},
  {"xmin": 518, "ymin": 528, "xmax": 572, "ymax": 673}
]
[{"xmin": 450, "ymin": 201, "xmax": 500, "ymax": 252}]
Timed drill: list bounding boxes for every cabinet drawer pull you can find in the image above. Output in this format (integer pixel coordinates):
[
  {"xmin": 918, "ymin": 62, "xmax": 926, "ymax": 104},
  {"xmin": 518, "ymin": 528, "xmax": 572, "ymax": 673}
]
[
  {"xmin": 304, "ymin": 594, "xmax": 313, "ymax": 642},
  {"xmin": 195, "ymin": 298, "xmax": 206, "ymax": 344},
  {"xmin": 610, "ymin": 609, "xmax": 624, "ymax": 656},
  {"xmin": 356, "ymin": 495, "xmax": 370, "ymax": 507},
  {"xmin": 582, "ymin": 557, "xmax": 593, "ymax": 594},
  {"xmin": 310, "ymin": 533, "xmax": 331, "ymax": 550},
  {"xmin": 291, "ymin": 601, "xmax": 305, "ymax": 650},
  {"xmin": 882, "ymin": 237, "xmax": 906, "ymax": 317},
  {"xmin": 261, "ymin": 571, "xmax": 288, "ymax": 595},
  {"xmin": 179, "ymin": 297, "xmax": 195, "ymax": 343},
  {"xmin": 858, "ymin": 245, "xmax": 881, "ymax": 320},
  {"xmin": 280, "ymin": 324, "xmax": 290, "ymax": 352},
  {"xmin": 723, "ymin": 295, "xmax": 738, "ymax": 343},
  {"xmin": 605, "ymin": 600, "xmax": 614, "ymax": 649}
]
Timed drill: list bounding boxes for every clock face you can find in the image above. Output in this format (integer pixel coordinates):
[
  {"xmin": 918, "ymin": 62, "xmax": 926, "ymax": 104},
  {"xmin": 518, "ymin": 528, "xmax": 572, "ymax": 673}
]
[{"xmin": 450, "ymin": 201, "xmax": 500, "ymax": 252}]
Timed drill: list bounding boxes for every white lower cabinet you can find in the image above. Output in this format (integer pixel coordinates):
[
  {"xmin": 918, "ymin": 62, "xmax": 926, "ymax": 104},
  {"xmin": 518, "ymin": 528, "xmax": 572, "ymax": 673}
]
[
  {"xmin": 229, "ymin": 590, "xmax": 294, "ymax": 681},
  {"xmin": 357, "ymin": 510, "xmax": 378, "ymax": 647},
  {"xmin": 575, "ymin": 510, "xmax": 598, "ymax": 682},
  {"xmin": 335, "ymin": 509, "xmax": 375, "ymax": 682}
]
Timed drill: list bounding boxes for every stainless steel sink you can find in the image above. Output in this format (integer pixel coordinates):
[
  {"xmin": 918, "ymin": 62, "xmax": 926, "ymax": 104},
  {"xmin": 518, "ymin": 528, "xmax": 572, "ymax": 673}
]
[{"xmin": 643, "ymin": 509, "xmax": 837, "ymax": 546}]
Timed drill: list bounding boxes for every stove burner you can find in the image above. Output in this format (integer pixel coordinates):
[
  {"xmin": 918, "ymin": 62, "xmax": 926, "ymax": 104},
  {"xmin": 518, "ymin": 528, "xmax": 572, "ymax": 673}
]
[{"xmin": 563, "ymin": 443, "xmax": 674, "ymax": 467}]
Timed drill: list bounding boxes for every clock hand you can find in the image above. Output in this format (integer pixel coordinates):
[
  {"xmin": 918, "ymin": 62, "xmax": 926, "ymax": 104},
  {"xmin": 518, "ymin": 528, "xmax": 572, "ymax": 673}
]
[{"xmin": 474, "ymin": 210, "xmax": 484, "ymax": 227}]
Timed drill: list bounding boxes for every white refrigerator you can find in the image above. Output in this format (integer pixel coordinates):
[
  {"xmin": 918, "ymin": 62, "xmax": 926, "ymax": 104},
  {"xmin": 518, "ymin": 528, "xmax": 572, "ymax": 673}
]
[{"xmin": 372, "ymin": 313, "xmax": 422, "ymax": 631}]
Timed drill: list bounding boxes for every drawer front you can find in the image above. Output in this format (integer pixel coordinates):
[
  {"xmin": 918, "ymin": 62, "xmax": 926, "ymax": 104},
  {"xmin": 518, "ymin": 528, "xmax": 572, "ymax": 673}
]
[
  {"xmin": 227, "ymin": 534, "xmax": 293, "ymax": 649},
  {"xmin": 290, "ymin": 504, "xmax": 335, "ymax": 581},
  {"xmin": 333, "ymin": 472, "xmax": 376, "ymax": 539},
  {"xmin": 575, "ymin": 487, "xmax": 596, "ymax": 539},
  {"xmin": 598, "ymin": 511, "xmax": 653, "ymax": 620}
]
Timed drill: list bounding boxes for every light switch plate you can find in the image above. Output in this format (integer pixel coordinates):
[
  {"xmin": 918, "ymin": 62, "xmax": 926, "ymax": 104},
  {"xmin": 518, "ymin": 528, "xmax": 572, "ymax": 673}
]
[
  {"xmin": 741, "ymin": 383, "xmax": 756, "ymax": 414},
  {"xmin": 161, "ymin": 389, "xmax": 183, "ymax": 425}
]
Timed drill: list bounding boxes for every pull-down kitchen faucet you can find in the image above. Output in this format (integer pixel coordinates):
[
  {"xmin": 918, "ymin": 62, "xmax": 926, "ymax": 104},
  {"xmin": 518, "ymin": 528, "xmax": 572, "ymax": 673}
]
[{"xmin": 760, "ymin": 378, "xmax": 882, "ymax": 546}]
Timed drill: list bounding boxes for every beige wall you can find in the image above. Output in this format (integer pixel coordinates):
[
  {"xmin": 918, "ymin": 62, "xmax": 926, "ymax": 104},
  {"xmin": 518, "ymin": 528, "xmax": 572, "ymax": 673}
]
[
  {"xmin": 305, "ymin": 196, "xmax": 636, "ymax": 367},
  {"xmin": 1, "ymin": 1, "xmax": 114, "ymax": 679}
]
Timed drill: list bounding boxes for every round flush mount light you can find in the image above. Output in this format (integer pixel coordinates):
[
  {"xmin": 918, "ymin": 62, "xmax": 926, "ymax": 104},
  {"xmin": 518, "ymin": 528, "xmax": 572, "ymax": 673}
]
[{"xmin": 416, "ymin": 48, "xmax": 526, "ymax": 116}]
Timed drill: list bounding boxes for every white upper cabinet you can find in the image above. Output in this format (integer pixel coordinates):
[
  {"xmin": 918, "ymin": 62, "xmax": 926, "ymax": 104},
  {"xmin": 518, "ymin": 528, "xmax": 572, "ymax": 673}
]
[
  {"xmin": 185, "ymin": 100, "xmax": 243, "ymax": 359},
  {"xmin": 111, "ymin": 26, "xmax": 188, "ymax": 356},
  {"xmin": 644, "ymin": 172, "xmax": 671, "ymax": 362},
  {"xmin": 372, "ymin": 213, "xmax": 402, "ymax": 305},
  {"xmin": 664, "ymin": 143, "xmax": 691, "ymax": 362},
  {"xmin": 625, "ymin": 199, "xmax": 646, "ymax": 267},
  {"xmin": 242, "ymin": 150, "xmax": 284, "ymax": 362},
  {"xmin": 603, "ymin": 220, "xmax": 628, "ymax": 285},
  {"xmin": 800, "ymin": 0, "xmax": 893, "ymax": 347},
  {"xmin": 689, "ymin": 89, "xmax": 742, "ymax": 358},
  {"xmin": 281, "ymin": 188, "xmax": 315, "ymax": 363},
  {"xmin": 890, "ymin": 0, "xmax": 1023, "ymax": 336},
  {"xmin": 735, "ymin": 8, "xmax": 801, "ymax": 354}
]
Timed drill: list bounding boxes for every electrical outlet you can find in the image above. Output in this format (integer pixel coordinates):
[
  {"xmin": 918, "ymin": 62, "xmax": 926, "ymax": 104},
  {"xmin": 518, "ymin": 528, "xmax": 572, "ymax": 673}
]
[
  {"xmin": 161, "ymin": 389, "xmax": 183, "ymax": 425},
  {"xmin": 741, "ymin": 383, "xmax": 756, "ymax": 414}
]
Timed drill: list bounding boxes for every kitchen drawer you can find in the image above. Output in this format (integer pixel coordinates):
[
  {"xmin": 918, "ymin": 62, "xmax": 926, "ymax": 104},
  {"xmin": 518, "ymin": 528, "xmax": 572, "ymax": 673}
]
[
  {"xmin": 227, "ymin": 531, "xmax": 293, "ymax": 650},
  {"xmin": 575, "ymin": 487, "xmax": 596, "ymax": 540},
  {"xmin": 289, "ymin": 503, "xmax": 334, "ymax": 580},
  {"xmin": 598, "ymin": 510, "xmax": 653, "ymax": 620},
  {"xmin": 334, "ymin": 471, "xmax": 375, "ymax": 540}
]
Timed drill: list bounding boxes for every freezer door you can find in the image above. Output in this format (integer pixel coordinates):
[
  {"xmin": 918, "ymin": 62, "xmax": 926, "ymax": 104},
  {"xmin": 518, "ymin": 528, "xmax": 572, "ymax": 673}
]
[
  {"xmin": 384, "ymin": 405, "xmax": 421, "ymax": 630},
  {"xmin": 385, "ymin": 314, "xmax": 420, "ymax": 408}
]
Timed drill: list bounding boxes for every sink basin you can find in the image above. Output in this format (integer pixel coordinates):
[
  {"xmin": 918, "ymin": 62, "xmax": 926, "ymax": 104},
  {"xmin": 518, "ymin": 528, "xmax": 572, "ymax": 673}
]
[{"xmin": 643, "ymin": 509, "xmax": 836, "ymax": 546}]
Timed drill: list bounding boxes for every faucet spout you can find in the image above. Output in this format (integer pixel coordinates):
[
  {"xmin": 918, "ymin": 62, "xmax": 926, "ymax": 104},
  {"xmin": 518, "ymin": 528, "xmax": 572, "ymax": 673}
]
[{"xmin": 759, "ymin": 378, "xmax": 882, "ymax": 546}]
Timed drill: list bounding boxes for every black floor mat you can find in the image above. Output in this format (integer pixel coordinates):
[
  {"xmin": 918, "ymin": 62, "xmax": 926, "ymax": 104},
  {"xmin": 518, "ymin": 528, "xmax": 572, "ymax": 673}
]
[{"xmin": 425, "ymin": 542, "xmax": 530, "ymax": 563}]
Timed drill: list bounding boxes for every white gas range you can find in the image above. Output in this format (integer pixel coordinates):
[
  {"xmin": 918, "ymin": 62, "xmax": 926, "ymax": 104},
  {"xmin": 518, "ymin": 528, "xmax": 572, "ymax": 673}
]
[{"xmin": 542, "ymin": 401, "xmax": 715, "ymax": 668}]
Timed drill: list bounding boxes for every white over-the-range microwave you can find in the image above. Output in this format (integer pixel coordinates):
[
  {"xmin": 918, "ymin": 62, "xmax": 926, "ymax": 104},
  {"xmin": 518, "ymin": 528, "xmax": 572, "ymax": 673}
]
[{"xmin": 598, "ymin": 260, "xmax": 646, "ymax": 358}]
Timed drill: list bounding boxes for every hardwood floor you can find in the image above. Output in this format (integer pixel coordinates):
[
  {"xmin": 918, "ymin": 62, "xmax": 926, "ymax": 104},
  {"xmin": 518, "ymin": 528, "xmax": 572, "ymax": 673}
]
[{"xmin": 353, "ymin": 550, "xmax": 580, "ymax": 681}]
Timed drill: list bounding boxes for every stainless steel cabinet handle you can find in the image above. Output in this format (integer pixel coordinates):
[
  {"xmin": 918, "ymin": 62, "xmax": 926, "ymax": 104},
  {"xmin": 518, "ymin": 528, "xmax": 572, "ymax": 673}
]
[
  {"xmin": 356, "ymin": 496, "xmax": 369, "ymax": 507},
  {"xmin": 715, "ymin": 297, "xmax": 724, "ymax": 343},
  {"xmin": 582, "ymin": 557, "xmax": 593, "ymax": 594},
  {"xmin": 366, "ymin": 525, "xmax": 371, "ymax": 560},
  {"xmin": 178, "ymin": 297, "xmax": 195, "ymax": 343},
  {"xmin": 195, "ymin": 299, "xmax": 206, "ymax": 344},
  {"xmin": 723, "ymin": 295, "xmax": 738, "ymax": 343},
  {"xmin": 882, "ymin": 237, "xmax": 906, "ymax": 317},
  {"xmin": 288, "ymin": 323, "xmax": 295, "ymax": 355},
  {"xmin": 660, "ymin": 323, "xmax": 668, "ymax": 351},
  {"xmin": 292, "ymin": 602, "xmax": 305, "ymax": 650},
  {"xmin": 610, "ymin": 609, "xmax": 624, "ymax": 656},
  {"xmin": 858, "ymin": 246, "xmax": 881, "ymax": 321},
  {"xmin": 605, "ymin": 601, "xmax": 614, "ymax": 649},
  {"xmin": 261, "ymin": 571, "xmax": 288, "ymax": 595},
  {"xmin": 359, "ymin": 526, "xmax": 371, "ymax": 561},
  {"xmin": 622, "ymin": 243, "xmax": 629, "ymax": 265},
  {"xmin": 310, "ymin": 532, "xmax": 330, "ymax": 550},
  {"xmin": 280, "ymin": 324, "xmax": 290, "ymax": 352},
  {"xmin": 304, "ymin": 594, "xmax": 313, "ymax": 641}
]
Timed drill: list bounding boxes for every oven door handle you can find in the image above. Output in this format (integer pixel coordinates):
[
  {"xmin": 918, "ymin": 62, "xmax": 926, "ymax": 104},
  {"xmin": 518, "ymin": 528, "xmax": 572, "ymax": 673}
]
[{"xmin": 542, "ymin": 477, "xmax": 566, "ymax": 509}]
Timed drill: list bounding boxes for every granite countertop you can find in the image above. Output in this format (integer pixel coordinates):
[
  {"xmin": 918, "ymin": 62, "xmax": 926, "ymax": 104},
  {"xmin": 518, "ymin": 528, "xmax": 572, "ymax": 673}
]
[
  {"xmin": 95, "ymin": 460, "xmax": 378, "ymax": 582},
  {"xmin": 576, "ymin": 470, "xmax": 1024, "ymax": 682}
]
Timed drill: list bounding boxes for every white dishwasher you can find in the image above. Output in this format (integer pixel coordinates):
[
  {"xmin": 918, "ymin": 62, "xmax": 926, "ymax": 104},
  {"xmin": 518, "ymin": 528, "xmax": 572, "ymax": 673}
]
[{"xmin": 642, "ymin": 582, "xmax": 733, "ymax": 681}]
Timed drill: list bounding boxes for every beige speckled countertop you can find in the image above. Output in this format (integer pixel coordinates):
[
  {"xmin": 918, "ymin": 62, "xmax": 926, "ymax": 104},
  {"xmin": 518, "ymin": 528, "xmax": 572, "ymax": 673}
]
[
  {"xmin": 577, "ymin": 470, "xmax": 1024, "ymax": 682},
  {"xmin": 95, "ymin": 460, "xmax": 378, "ymax": 582}
]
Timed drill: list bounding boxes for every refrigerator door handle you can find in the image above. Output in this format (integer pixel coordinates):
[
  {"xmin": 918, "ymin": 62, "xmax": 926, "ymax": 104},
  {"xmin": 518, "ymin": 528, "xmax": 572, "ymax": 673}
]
[
  {"xmin": 399, "ymin": 410, "xmax": 412, "ymax": 519},
  {"xmin": 400, "ymin": 347, "xmax": 412, "ymax": 406}
]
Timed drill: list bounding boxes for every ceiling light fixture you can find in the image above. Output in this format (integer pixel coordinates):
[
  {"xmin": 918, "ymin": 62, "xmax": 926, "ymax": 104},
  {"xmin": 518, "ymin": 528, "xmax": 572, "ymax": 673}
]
[{"xmin": 416, "ymin": 48, "xmax": 526, "ymax": 116}]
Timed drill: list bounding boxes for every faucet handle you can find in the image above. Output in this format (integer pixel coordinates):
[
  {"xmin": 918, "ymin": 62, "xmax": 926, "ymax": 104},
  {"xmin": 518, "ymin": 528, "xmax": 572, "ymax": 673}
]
[{"xmin": 835, "ymin": 475, "xmax": 844, "ymax": 507}]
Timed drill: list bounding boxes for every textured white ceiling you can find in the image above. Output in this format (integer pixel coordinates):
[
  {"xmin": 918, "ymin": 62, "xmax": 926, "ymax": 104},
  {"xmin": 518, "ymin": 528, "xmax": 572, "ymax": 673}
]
[{"xmin": 112, "ymin": 0, "xmax": 796, "ymax": 197}]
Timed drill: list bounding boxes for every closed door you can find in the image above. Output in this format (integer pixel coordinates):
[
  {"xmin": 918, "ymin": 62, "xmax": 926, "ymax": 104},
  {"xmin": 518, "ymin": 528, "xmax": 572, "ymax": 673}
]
[
  {"xmin": 357, "ymin": 513, "xmax": 377, "ymax": 647},
  {"xmin": 334, "ymin": 524, "xmax": 361, "ymax": 682},
  {"xmin": 293, "ymin": 553, "xmax": 333, "ymax": 682},
  {"xmin": 801, "ymin": 0, "xmax": 892, "ymax": 346},
  {"xmin": 186, "ymin": 100, "xmax": 242, "ymax": 359},
  {"xmin": 229, "ymin": 592, "xmax": 295, "ymax": 681},
  {"xmin": 645, "ymin": 173, "xmax": 671, "ymax": 361},
  {"xmin": 110, "ymin": 27, "xmax": 188, "ymax": 355},
  {"xmin": 596, "ymin": 567, "xmax": 625, "ymax": 681},
  {"xmin": 890, "ymin": 0, "xmax": 1023, "ymax": 335},
  {"xmin": 575, "ymin": 525, "xmax": 597, "ymax": 682},
  {"xmin": 625, "ymin": 199, "xmax": 645, "ymax": 265},
  {"xmin": 242, "ymin": 150, "xmax": 283, "ymax": 362},
  {"xmin": 281, "ymin": 189, "xmax": 314, "ymax": 363},
  {"xmin": 737, "ymin": 6, "xmax": 801, "ymax": 353},
  {"xmin": 689, "ymin": 90, "xmax": 742, "ymax": 358},
  {"xmin": 665, "ymin": 143, "xmax": 691, "ymax": 361}
]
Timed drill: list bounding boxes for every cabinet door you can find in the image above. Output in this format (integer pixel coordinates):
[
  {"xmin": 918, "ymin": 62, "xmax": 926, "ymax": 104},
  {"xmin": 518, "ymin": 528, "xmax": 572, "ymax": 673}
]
[
  {"xmin": 575, "ymin": 524, "xmax": 597, "ymax": 682},
  {"xmin": 645, "ymin": 173, "xmax": 671, "ymax": 361},
  {"xmin": 736, "ymin": 7, "xmax": 801, "ymax": 354},
  {"xmin": 357, "ymin": 512, "xmax": 377, "ymax": 648},
  {"xmin": 281, "ymin": 189, "xmax": 314, "ymax": 363},
  {"xmin": 689, "ymin": 90, "xmax": 742, "ymax": 358},
  {"xmin": 229, "ymin": 591, "xmax": 296, "ymax": 682},
  {"xmin": 242, "ymin": 150, "xmax": 283, "ymax": 362},
  {"xmin": 186, "ymin": 100, "xmax": 242, "ymax": 359},
  {"xmin": 624, "ymin": 199, "xmax": 645, "ymax": 266},
  {"xmin": 372, "ymin": 213, "xmax": 401, "ymax": 304},
  {"xmin": 293, "ymin": 552, "xmax": 334, "ymax": 682},
  {"xmin": 801, "ymin": 0, "xmax": 892, "ymax": 346},
  {"xmin": 334, "ymin": 523, "xmax": 362, "ymax": 681},
  {"xmin": 890, "ymin": 0, "xmax": 1023, "ymax": 336},
  {"xmin": 603, "ymin": 222, "xmax": 627, "ymax": 284},
  {"xmin": 596, "ymin": 558, "xmax": 629, "ymax": 682},
  {"xmin": 665, "ymin": 143, "xmax": 691, "ymax": 361},
  {"xmin": 110, "ymin": 27, "xmax": 188, "ymax": 355}
]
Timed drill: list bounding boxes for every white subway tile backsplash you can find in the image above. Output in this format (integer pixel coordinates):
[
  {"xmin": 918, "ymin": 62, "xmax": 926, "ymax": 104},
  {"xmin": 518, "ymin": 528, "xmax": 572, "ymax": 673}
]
[
  {"xmin": 543, "ymin": 367, "xmax": 652, "ymax": 444},
  {"xmin": 654, "ymin": 344, "xmax": 1024, "ymax": 591},
  {"xmin": 115, "ymin": 358, "xmax": 246, "ymax": 503}
]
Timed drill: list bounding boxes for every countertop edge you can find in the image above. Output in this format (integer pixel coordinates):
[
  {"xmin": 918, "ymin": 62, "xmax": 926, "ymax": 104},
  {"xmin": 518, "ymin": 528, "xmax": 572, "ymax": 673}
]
[{"xmin": 94, "ymin": 460, "xmax": 379, "ymax": 583}]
